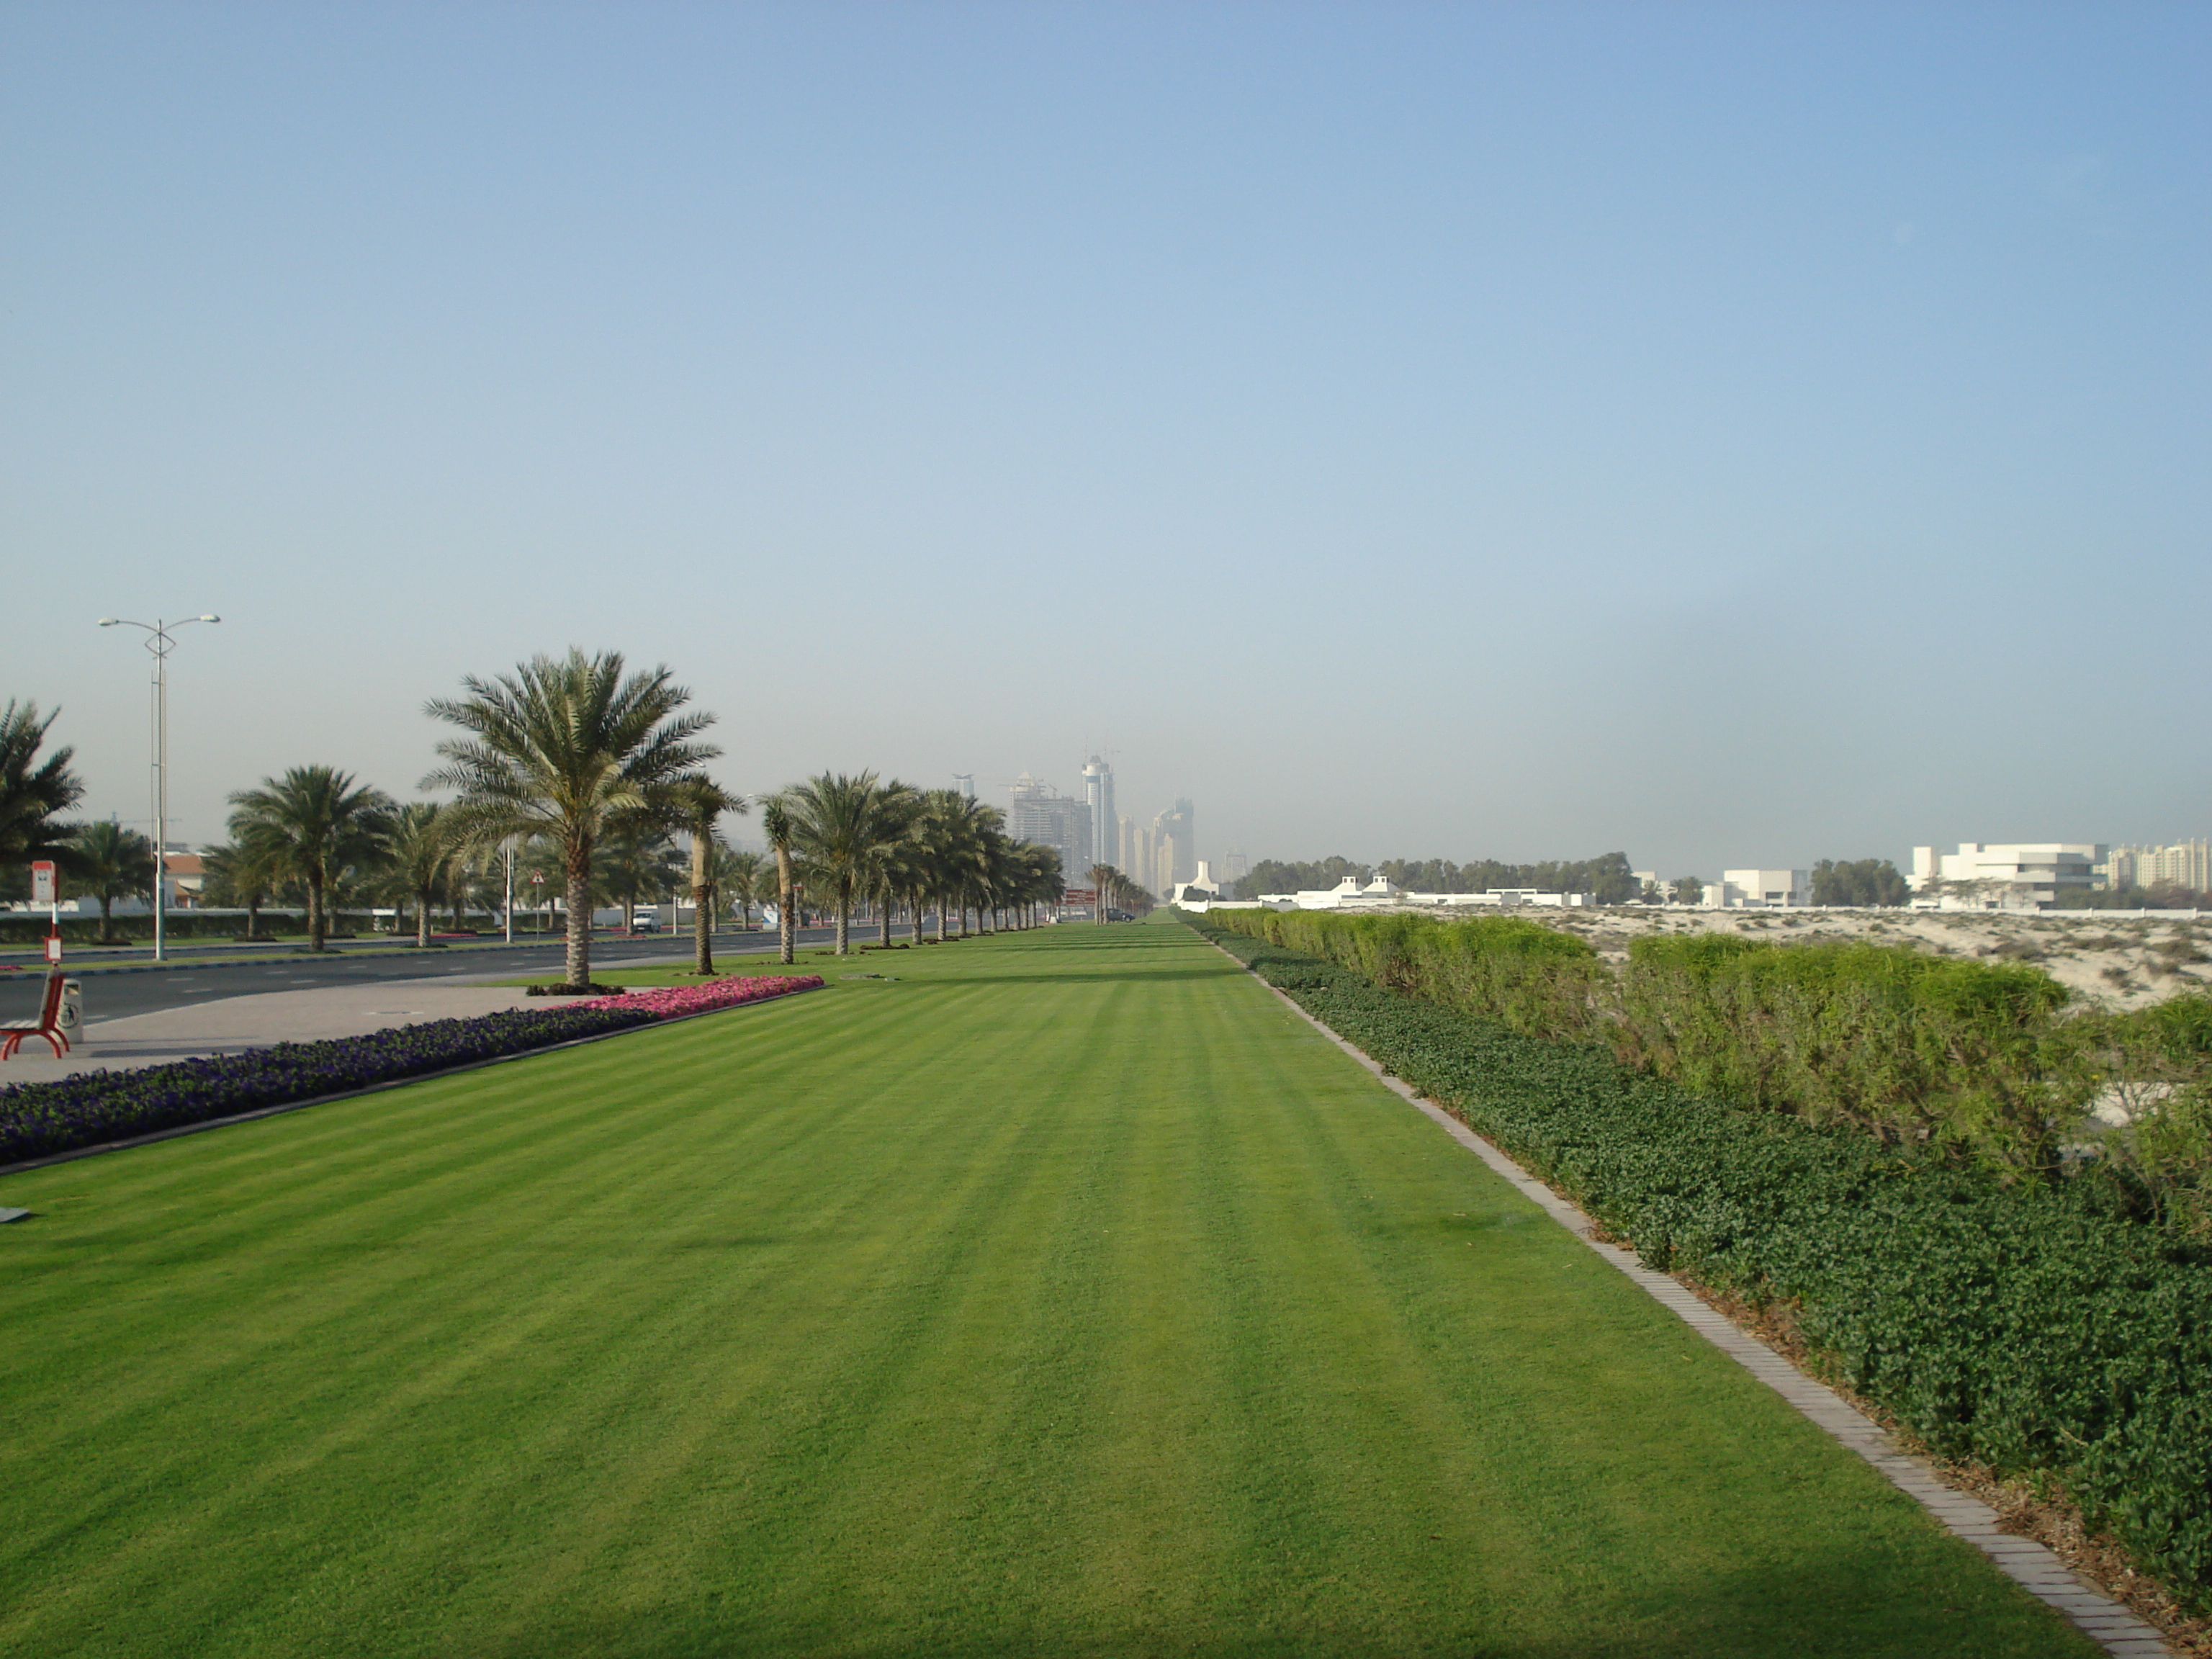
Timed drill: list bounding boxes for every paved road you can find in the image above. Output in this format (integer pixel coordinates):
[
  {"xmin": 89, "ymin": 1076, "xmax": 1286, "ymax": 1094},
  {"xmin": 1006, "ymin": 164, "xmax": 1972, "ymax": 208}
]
[{"xmin": 1, "ymin": 927, "xmax": 866, "ymax": 1025}]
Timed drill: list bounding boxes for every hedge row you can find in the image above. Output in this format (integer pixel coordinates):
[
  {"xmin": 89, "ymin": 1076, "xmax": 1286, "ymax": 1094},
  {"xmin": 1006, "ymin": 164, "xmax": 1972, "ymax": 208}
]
[
  {"xmin": 1203, "ymin": 907, "xmax": 2212, "ymax": 1196},
  {"xmin": 1189, "ymin": 913, "xmax": 2212, "ymax": 1609}
]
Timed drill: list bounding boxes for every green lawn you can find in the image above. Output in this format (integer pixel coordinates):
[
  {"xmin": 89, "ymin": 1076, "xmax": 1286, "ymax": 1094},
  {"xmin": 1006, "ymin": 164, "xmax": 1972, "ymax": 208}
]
[{"xmin": 0, "ymin": 922, "xmax": 2095, "ymax": 1657}]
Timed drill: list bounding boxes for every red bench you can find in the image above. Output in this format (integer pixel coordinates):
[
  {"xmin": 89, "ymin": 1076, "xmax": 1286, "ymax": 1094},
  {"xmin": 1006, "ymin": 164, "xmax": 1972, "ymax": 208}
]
[{"xmin": 1, "ymin": 971, "xmax": 70, "ymax": 1059}]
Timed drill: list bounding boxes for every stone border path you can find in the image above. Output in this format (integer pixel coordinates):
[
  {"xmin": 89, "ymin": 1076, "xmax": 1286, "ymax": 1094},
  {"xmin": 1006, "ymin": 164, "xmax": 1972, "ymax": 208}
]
[{"xmin": 1226, "ymin": 950, "xmax": 2173, "ymax": 1658}]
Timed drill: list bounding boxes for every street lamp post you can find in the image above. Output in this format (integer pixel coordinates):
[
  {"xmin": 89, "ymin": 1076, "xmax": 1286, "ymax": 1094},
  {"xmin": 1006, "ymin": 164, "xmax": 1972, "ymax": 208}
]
[{"xmin": 98, "ymin": 615, "xmax": 221, "ymax": 963}]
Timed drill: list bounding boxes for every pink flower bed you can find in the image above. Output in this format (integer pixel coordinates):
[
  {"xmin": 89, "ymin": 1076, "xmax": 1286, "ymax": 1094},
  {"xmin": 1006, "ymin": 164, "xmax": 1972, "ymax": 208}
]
[{"xmin": 580, "ymin": 974, "xmax": 824, "ymax": 1018}]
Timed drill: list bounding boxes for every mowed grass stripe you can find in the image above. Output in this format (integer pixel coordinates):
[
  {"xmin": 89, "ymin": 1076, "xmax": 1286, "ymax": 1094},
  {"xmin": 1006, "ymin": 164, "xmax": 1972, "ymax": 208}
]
[{"xmin": 0, "ymin": 923, "xmax": 2095, "ymax": 1657}]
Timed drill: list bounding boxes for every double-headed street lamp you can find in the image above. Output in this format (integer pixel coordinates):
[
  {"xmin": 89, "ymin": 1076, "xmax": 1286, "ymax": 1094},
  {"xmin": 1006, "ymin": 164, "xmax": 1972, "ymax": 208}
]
[{"xmin": 98, "ymin": 614, "xmax": 221, "ymax": 963}]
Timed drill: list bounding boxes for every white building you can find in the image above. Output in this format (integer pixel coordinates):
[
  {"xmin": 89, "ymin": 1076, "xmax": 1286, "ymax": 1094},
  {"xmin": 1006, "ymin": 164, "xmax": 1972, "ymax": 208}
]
[
  {"xmin": 1245, "ymin": 877, "xmax": 1595, "ymax": 912},
  {"xmin": 1702, "ymin": 870, "xmax": 1810, "ymax": 909},
  {"xmin": 1909, "ymin": 843, "xmax": 2106, "ymax": 910}
]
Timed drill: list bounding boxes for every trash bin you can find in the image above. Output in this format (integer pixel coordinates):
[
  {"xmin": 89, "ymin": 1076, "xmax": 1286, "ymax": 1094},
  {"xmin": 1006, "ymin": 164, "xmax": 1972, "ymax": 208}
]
[{"xmin": 57, "ymin": 977, "xmax": 83, "ymax": 1050}]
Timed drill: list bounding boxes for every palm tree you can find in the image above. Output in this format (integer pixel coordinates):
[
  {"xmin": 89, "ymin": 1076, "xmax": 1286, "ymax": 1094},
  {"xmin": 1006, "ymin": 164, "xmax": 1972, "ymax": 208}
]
[
  {"xmin": 423, "ymin": 649, "xmax": 719, "ymax": 992},
  {"xmin": 598, "ymin": 828, "xmax": 684, "ymax": 932},
  {"xmin": 909, "ymin": 789, "xmax": 992, "ymax": 942},
  {"xmin": 384, "ymin": 802, "xmax": 455, "ymax": 947},
  {"xmin": 199, "ymin": 837, "xmax": 287, "ymax": 939},
  {"xmin": 774, "ymin": 773, "xmax": 919, "ymax": 956},
  {"xmin": 678, "ymin": 780, "xmax": 745, "ymax": 976},
  {"xmin": 861, "ymin": 803, "xmax": 930, "ymax": 948},
  {"xmin": 1, "ymin": 700, "xmax": 86, "ymax": 882},
  {"xmin": 226, "ymin": 767, "xmax": 395, "ymax": 951},
  {"xmin": 761, "ymin": 798, "xmax": 797, "ymax": 965},
  {"xmin": 1017, "ymin": 842, "xmax": 1064, "ymax": 927},
  {"xmin": 721, "ymin": 848, "xmax": 768, "ymax": 930},
  {"xmin": 66, "ymin": 820, "xmax": 158, "ymax": 942}
]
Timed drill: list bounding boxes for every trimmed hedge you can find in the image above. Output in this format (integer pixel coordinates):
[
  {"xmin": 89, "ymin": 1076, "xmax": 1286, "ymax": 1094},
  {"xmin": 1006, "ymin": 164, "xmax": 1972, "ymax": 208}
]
[{"xmin": 1190, "ymin": 913, "xmax": 2212, "ymax": 1609}]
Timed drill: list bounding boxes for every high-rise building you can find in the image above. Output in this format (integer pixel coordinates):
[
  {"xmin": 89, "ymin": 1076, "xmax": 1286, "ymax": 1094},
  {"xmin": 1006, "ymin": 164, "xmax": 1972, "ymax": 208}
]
[
  {"xmin": 1007, "ymin": 773, "xmax": 1090, "ymax": 889},
  {"xmin": 1118, "ymin": 814, "xmax": 1136, "ymax": 878},
  {"xmin": 2106, "ymin": 840, "xmax": 2211, "ymax": 892},
  {"xmin": 1152, "ymin": 799, "xmax": 1195, "ymax": 891},
  {"xmin": 953, "ymin": 773, "xmax": 975, "ymax": 801},
  {"xmin": 1082, "ymin": 757, "xmax": 1114, "ymax": 878}
]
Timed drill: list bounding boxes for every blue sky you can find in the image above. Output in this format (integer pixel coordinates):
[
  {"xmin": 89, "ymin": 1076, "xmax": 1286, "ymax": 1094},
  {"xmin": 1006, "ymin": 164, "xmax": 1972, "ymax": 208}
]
[{"xmin": 6, "ymin": 2, "xmax": 2206, "ymax": 878}]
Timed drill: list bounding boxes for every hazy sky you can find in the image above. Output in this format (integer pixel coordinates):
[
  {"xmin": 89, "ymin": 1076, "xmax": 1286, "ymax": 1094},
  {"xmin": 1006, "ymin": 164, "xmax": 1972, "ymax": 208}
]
[{"xmin": 6, "ymin": 2, "xmax": 2206, "ymax": 878}]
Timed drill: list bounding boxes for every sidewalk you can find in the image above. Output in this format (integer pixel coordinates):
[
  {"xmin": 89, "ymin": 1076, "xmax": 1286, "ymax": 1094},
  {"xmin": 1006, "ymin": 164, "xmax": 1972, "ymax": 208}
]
[{"xmin": 0, "ymin": 979, "xmax": 546, "ymax": 1083}]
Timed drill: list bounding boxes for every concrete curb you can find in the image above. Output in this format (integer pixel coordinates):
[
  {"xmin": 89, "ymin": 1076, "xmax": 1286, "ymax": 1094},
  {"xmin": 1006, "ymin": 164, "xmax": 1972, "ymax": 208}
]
[
  {"xmin": 1215, "ymin": 941, "xmax": 2174, "ymax": 1658},
  {"xmin": 0, "ymin": 984, "xmax": 824, "ymax": 1181}
]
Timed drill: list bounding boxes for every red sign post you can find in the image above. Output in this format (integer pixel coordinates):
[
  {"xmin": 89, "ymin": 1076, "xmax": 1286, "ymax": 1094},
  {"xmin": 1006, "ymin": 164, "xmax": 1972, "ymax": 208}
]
[{"xmin": 30, "ymin": 860, "xmax": 60, "ymax": 963}]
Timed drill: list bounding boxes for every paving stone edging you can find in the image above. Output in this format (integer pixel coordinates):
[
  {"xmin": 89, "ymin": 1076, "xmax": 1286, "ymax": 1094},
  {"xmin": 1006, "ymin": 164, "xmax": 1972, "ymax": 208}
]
[
  {"xmin": 0, "ymin": 985, "xmax": 823, "ymax": 1181},
  {"xmin": 1214, "ymin": 942, "xmax": 2173, "ymax": 1658}
]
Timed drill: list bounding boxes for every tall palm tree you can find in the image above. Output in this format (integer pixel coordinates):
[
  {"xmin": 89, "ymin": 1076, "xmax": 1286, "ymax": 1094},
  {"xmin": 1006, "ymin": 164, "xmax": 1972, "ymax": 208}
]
[
  {"xmin": 226, "ymin": 767, "xmax": 395, "ymax": 951},
  {"xmin": 66, "ymin": 820, "xmax": 158, "ymax": 942},
  {"xmin": 761, "ymin": 798, "xmax": 797, "ymax": 965},
  {"xmin": 678, "ymin": 780, "xmax": 745, "ymax": 976},
  {"xmin": 860, "ymin": 800, "xmax": 930, "ymax": 948},
  {"xmin": 910, "ymin": 789, "xmax": 993, "ymax": 942},
  {"xmin": 721, "ymin": 848, "xmax": 768, "ymax": 930},
  {"xmin": 774, "ymin": 772, "xmax": 919, "ymax": 956},
  {"xmin": 384, "ymin": 802, "xmax": 455, "ymax": 947},
  {"xmin": 1, "ymin": 700, "xmax": 85, "ymax": 882},
  {"xmin": 1017, "ymin": 842, "xmax": 1063, "ymax": 927},
  {"xmin": 423, "ymin": 649, "xmax": 719, "ymax": 992}
]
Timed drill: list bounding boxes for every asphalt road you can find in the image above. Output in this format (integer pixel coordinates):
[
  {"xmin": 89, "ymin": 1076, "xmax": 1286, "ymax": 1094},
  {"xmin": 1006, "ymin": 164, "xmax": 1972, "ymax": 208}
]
[{"xmin": 3, "ymin": 927, "xmax": 866, "ymax": 1025}]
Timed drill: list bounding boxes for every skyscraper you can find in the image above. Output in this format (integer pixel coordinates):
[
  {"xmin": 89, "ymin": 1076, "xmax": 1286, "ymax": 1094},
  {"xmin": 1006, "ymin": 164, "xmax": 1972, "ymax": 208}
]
[
  {"xmin": 1151, "ymin": 799, "xmax": 1195, "ymax": 891},
  {"xmin": 1082, "ymin": 757, "xmax": 1114, "ymax": 878},
  {"xmin": 1007, "ymin": 773, "xmax": 1090, "ymax": 889}
]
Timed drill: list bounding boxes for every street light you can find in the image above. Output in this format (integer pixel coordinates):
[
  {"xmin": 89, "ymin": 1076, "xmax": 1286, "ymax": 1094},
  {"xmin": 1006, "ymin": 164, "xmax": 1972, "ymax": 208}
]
[{"xmin": 98, "ymin": 614, "xmax": 221, "ymax": 963}]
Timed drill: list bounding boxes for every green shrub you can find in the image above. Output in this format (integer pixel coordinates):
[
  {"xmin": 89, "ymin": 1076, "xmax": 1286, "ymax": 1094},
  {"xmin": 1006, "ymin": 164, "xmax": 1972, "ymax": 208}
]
[
  {"xmin": 1208, "ymin": 907, "xmax": 1607, "ymax": 1043},
  {"xmin": 1621, "ymin": 935, "xmax": 2087, "ymax": 1167}
]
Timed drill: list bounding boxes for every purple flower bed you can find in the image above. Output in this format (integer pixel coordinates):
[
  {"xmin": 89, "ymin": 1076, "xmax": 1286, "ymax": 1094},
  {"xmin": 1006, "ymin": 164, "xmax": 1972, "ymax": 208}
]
[{"xmin": 0, "ymin": 1004, "xmax": 658, "ymax": 1166}]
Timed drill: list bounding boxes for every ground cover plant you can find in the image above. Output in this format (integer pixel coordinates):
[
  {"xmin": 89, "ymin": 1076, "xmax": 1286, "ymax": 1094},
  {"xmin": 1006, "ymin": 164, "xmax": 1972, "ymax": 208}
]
[
  {"xmin": 1189, "ymin": 913, "xmax": 2212, "ymax": 1617},
  {"xmin": 0, "ymin": 922, "xmax": 2098, "ymax": 1657},
  {"xmin": 0, "ymin": 975, "xmax": 821, "ymax": 1166}
]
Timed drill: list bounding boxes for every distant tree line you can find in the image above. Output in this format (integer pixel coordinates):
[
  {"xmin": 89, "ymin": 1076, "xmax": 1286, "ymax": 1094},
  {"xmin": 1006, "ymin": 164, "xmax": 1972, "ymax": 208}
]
[
  {"xmin": 1809, "ymin": 858, "xmax": 1910, "ymax": 907},
  {"xmin": 1235, "ymin": 853, "xmax": 1640, "ymax": 905}
]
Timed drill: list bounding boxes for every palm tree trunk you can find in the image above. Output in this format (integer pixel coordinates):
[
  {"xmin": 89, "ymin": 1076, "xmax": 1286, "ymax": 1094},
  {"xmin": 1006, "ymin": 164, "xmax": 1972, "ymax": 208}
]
[
  {"xmin": 308, "ymin": 876, "xmax": 326, "ymax": 952},
  {"xmin": 935, "ymin": 893, "xmax": 947, "ymax": 942},
  {"xmin": 417, "ymin": 885, "xmax": 431, "ymax": 948},
  {"xmin": 835, "ymin": 886, "xmax": 851, "ymax": 956},
  {"xmin": 565, "ymin": 843, "xmax": 592, "ymax": 989},
  {"xmin": 246, "ymin": 894, "xmax": 261, "ymax": 938},
  {"xmin": 691, "ymin": 830, "xmax": 714, "ymax": 976},
  {"xmin": 776, "ymin": 847, "xmax": 795, "ymax": 965},
  {"xmin": 878, "ymin": 904, "xmax": 892, "ymax": 948}
]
